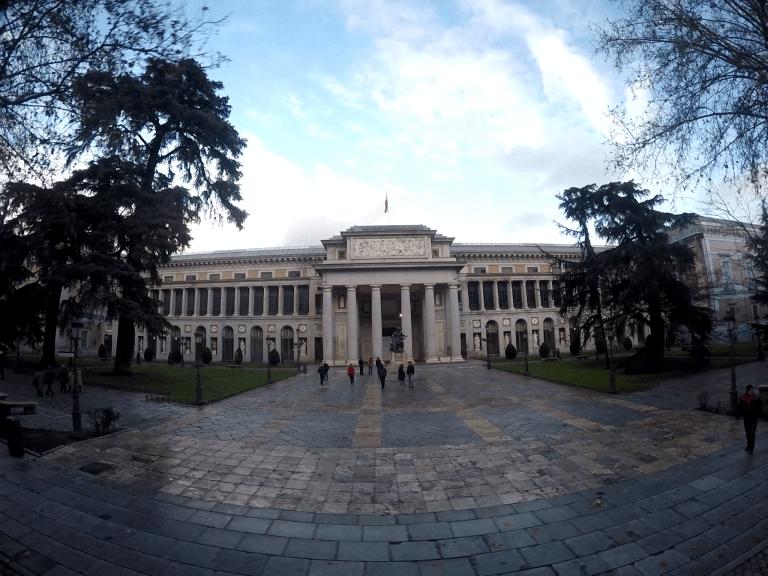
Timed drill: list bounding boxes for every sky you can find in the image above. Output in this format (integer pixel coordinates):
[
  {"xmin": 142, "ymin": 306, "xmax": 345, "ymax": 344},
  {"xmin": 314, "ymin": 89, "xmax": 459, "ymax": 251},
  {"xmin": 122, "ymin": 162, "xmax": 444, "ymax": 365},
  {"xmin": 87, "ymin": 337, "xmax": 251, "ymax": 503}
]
[{"xmin": 179, "ymin": 0, "xmax": 685, "ymax": 253}]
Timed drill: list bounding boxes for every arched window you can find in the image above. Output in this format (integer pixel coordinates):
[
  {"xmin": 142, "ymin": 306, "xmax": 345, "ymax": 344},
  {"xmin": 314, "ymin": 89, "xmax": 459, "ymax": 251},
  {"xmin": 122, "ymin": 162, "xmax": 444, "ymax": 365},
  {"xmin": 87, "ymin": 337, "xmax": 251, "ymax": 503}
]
[
  {"xmin": 195, "ymin": 326, "xmax": 206, "ymax": 362},
  {"xmin": 485, "ymin": 320, "xmax": 499, "ymax": 355},
  {"xmin": 515, "ymin": 319, "xmax": 528, "ymax": 355},
  {"xmin": 250, "ymin": 326, "xmax": 263, "ymax": 364},
  {"xmin": 223, "ymin": 326, "xmax": 234, "ymax": 361},
  {"xmin": 171, "ymin": 326, "xmax": 181, "ymax": 355},
  {"xmin": 281, "ymin": 326, "xmax": 294, "ymax": 361},
  {"xmin": 543, "ymin": 318, "xmax": 555, "ymax": 350}
]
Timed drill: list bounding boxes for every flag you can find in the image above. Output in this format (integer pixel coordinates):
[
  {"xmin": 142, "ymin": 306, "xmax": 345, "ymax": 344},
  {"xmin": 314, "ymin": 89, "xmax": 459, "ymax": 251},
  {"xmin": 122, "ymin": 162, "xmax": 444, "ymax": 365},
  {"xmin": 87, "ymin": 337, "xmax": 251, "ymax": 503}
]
[{"xmin": 385, "ymin": 192, "xmax": 388, "ymax": 213}]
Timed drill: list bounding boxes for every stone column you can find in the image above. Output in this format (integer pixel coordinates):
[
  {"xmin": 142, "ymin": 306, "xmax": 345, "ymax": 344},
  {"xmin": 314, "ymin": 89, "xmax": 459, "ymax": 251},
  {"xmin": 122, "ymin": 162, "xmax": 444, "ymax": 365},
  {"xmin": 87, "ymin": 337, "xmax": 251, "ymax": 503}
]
[
  {"xmin": 293, "ymin": 285, "xmax": 299, "ymax": 315},
  {"xmin": 493, "ymin": 280, "xmax": 499, "ymax": 310},
  {"xmin": 371, "ymin": 285, "xmax": 383, "ymax": 361},
  {"xmin": 508, "ymin": 281, "xmax": 513, "ymax": 309},
  {"xmin": 278, "ymin": 285, "xmax": 284, "ymax": 316},
  {"xmin": 346, "ymin": 285, "xmax": 358, "ymax": 364},
  {"xmin": 322, "ymin": 285, "xmax": 334, "ymax": 364},
  {"xmin": 400, "ymin": 284, "xmax": 414, "ymax": 361},
  {"xmin": 448, "ymin": 283, "xmax": 464, "ymax": 362},
  {"xmin": 424, "ymin": 284, "xmax": 438, "ymax": 363},
  {"xmin": 207, "ymin": 288, "xmax": 213, "ymax": 316},
  {"xmin": 479, "ymin": 280, "xmax": 486, "ymax": 311}
]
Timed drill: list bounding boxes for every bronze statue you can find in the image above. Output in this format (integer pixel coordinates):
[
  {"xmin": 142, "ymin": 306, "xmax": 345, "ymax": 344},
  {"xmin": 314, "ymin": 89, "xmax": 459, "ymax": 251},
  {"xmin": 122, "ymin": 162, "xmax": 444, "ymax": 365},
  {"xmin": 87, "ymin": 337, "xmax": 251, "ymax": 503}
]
[{"xmin": 390, "ymin": 328, "xmax": 407, "ymax": 352}]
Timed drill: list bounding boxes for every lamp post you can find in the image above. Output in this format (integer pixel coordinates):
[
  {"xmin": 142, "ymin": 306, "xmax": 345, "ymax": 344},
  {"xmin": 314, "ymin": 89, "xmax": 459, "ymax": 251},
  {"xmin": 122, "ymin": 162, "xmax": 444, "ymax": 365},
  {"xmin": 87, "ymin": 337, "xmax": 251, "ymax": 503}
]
[
  {"xmin": 606, "ymin": 326, "xmax": 616, "ymax": 394},
  {"xmin": 485, "ymin": 323, "xmax": 491, "ymax": 370},
  {"xmin": 194, "ymin": 331, "xmax": 204, "ymax": 406},
  {"xmin": 70, "ymin": 321, "xmax": 84, "ymax": 435},
  {"xmin": 724, "ymin": 311, "xmax": 738, "ymax": 413},
  {"xmin": 295, "ymin": 339, "xmax": 301, "ymax": 373},
  {"xmin": 267, "ymin": 339, "xmax": 273, "ymax": 384},
  {"xmin": 523, "ymin": 335, "xmax": 529, "ymax": 376}
]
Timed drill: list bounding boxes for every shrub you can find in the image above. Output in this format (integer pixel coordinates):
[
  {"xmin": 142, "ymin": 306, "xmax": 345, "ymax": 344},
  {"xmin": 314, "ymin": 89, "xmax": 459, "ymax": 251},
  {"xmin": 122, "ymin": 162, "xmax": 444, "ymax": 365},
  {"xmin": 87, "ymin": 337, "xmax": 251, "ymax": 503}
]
[
  {"xmin": 88, "ymin": 406, "xmax": 121, "ymax": 435},
  {"xmin": 172, "ymin": 349, "xmax": 182, "ymax": 363},
  {"xmin": 201, "ymin": 347, "xmax": 212, "ymax": 364},
  {"xmin": 539, "ymin": 342, "xmax": 550, "ymax": 358},
  {"xmin": 98, "ymin": 344, "xmax": 106, "ymax": 359},
  {"xmin": 143, "ymin": 347, "xmax": 155, "ymax": 362},
  {"xmin": 234, "ymin": 348, "xmax": 243, "ymax": 365},
  {"xmin": 268, "ymin": 348, "xmax": 280, "ymax": 366},
  {"xmin": 504, "ymin": 343, "xmax": 517, "ymax": 360},
  {"xmin": 569, "ymin": 335, "xmax": 580, "ymax": 356},
  {"xmin": 622, "ymin": 337, "xmax": 633, "ymax": 351}
]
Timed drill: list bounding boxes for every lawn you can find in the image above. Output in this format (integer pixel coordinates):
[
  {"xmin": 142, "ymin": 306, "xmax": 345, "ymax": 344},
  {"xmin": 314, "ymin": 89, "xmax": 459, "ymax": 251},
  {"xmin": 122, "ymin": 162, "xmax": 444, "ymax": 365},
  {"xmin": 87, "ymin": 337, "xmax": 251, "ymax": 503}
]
[
  {"xmin": 82, "ymin": 365, "xmax": 295, "ymax": 403},
  {"xmin": 493, "ymin": 356, "xmax": 757, "ymax": 394}
]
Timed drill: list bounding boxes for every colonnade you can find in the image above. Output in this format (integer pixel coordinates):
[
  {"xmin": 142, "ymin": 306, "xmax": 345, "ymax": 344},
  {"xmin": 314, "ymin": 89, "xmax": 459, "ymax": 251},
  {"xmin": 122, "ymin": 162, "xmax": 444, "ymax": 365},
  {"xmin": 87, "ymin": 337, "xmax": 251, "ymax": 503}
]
[
  {"xmin": 464, "ymin": 279, "xmax": 555, "ymax": 311},
  {"xmin": 162, "ymin": 284, "xmax": 315, "ymax": 318}
]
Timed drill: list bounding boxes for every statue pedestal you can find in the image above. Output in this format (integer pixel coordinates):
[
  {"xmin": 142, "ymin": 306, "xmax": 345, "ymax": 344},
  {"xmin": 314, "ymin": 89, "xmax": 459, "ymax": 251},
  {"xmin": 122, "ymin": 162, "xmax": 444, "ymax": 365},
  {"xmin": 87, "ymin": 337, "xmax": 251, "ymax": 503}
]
[{"xmin": 390, "ymin": 351, "xmax": 406, "ymax": 365}]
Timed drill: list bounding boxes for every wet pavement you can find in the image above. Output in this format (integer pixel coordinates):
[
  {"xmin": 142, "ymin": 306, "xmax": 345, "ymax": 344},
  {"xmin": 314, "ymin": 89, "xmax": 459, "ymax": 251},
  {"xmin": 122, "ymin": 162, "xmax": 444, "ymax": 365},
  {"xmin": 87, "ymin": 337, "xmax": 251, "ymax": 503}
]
[{"xmin": 0, "ymin": 360, "xmax": 766, "ymax": 575}]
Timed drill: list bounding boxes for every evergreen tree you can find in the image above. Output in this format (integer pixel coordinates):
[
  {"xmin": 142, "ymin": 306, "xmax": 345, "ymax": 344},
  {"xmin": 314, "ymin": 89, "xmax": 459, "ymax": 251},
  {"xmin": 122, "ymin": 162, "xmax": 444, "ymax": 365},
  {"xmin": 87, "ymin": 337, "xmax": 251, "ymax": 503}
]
[{"xmin": 550, "ymin": 181, "xmax": 714, "ymax": 368}]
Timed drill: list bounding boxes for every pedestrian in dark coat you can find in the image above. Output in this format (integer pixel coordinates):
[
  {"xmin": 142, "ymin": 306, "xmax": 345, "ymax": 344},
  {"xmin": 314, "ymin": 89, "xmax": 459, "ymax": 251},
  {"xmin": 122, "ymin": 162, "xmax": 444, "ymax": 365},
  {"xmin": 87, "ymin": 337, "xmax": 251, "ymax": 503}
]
[
  {"xmin": 348, "ymin": 363, "xmax": 355, "ymax": 385},
  {"xmin": 377, "ymin": 364, "xmax": 387, "ymax": 389},
  {"xmin": 737, "ymin": 385, "xmax": 763, "ymax": 454},
  {"xmin": 32, "ymin": 371, "xmax": 43, "ymax": 396},
  {"xmin": 397, "ymin": 364, "xmax": 405, "ymax": 387},
  {"xmin": 375, "ymin": 357, "xmax": 382, "ymax": 369},
  {"xmin": 368, "ymin": 358, "xmax": 373, "ymax": 375},
  {"xmin": 58, "ymin": 365, "xmax": 69, "ymax": 393},
  {"xmin": 358, "ymin": 357, "xmax": 365, "ymax": 376},
  {"xmin": 318, "ymin": 364, "xmax": 325, "ymax": 386},
  {"xmin": 323, "ymin": 362, "xmax": 330, "ymax": 382},
  {"xmin": 406, "ymin": 361, "xmax": 415, "ymax": 388},
  {"xmin": 44, "ymin": 367, "xmax": 55, "ymax": 396}
]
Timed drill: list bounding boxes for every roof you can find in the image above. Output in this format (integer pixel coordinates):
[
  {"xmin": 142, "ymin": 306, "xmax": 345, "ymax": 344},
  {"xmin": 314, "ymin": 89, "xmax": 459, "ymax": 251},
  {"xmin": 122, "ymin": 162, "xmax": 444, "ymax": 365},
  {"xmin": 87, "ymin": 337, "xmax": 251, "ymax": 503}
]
[{"xmin": 170, "ymin": 246, "xmax": 325, "ymax": 262}]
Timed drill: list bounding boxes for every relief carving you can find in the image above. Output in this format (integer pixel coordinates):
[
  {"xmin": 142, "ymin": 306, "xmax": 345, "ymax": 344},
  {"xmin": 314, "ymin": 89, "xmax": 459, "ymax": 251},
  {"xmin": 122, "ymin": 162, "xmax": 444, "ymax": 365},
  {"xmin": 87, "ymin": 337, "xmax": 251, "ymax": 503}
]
[{"xmin": 352, "ymin": 237, "xmax": 426, "ymax": 257}]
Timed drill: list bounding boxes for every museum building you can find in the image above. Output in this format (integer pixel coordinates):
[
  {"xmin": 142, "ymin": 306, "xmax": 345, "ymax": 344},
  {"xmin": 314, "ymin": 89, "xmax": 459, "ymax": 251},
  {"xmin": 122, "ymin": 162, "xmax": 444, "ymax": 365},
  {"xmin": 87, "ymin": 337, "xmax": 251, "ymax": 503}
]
[{"xmin": 123, "ymin": 225, "xmax": 583, "ymax": 366}]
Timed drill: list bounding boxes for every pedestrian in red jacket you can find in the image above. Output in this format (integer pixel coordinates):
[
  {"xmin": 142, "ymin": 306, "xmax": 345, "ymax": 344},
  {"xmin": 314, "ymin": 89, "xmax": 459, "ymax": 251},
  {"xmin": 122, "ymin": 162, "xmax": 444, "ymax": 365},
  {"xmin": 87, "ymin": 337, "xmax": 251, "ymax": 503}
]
[{"xmin": 347, "ymin": 363, "xmax": 355, "ymax": 385}]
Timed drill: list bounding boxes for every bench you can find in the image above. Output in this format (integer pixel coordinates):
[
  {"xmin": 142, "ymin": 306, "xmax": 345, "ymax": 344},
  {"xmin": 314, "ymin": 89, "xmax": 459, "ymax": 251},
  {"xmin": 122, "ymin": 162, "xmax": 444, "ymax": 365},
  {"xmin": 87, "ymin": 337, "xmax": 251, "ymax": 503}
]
[
  {"xmin": 0, "ymin": 400, "xmax": 37, "ymax": 415},
  {"xmin": 145, "ymin": 391, "xmax": 170, "ymax": 402},
  {"xmin": 227, "ymin": 364, "xmax": 242, "ymax": 370},
  {"xmin": 576, "ymin": 356, "xmax": 590, "ymax": 360}
]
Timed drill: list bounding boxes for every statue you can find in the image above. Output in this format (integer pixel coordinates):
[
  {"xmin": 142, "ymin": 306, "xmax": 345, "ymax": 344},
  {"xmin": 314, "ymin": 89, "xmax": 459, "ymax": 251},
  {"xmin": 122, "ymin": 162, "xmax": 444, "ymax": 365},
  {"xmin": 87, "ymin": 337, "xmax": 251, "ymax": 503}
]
[
  {"xmin": 390, "ymin": 328, "xmax": 407, "ymax": 352},
  {"xmin": 474, "ymin": 334, "xmax": 481, "ymax": 350}
]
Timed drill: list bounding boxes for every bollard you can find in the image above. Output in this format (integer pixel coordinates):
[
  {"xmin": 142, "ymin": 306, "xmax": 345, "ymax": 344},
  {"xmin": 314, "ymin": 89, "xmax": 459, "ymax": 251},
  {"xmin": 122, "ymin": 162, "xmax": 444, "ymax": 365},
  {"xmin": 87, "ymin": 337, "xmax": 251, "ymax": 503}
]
[{"xmin": 3, "ymin": 417, "xmax": 24, "ymax": 457}]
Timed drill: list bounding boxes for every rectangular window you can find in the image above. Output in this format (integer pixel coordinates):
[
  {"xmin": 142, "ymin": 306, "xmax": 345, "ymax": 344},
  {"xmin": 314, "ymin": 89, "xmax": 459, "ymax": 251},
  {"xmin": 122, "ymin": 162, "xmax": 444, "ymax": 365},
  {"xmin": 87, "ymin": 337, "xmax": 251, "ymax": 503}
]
[
  {"xmin": 209, "ymin": 273, "xmax": 220, "ymax": 281},
  {"xmin": 483, "ymin": 282, "xmax": 495, "ymax": 310},
  {"xmin": 239, "ymin": 287, "xmax": 249, "ymax": 315},
  {"xmin": 468, "ymin": 282, "xmax": 480, "ymax": 311},
  {"xmin": 298, "ymin": 286, "xmax": 309, "ymax": 315},
  {"xmin": 315, "ymin": 293, "xmax": 323, "ymax": 314},
  {"xmin": 288, "ymin": 271, "xmax": 301, "ymax": 278},
  {"xmin": 512, "ymin": 282, "xmax": 523, "ymax": 309},
  {"xmin": 151, "ymin": 290, "xmax": 160, "ymax": 313},
  {"xmin": 234, "ymin": 272, "xmax": 246, "ymax": 279},
  {"xmin": 432, "ymin": 249, "xmax": 439, "ymax": 258},
  {"xmin": 198, "ymin": 289, "xmax": 208, "ymax": 316},
  {"xmin": 162, "ymin": 290, "xmax": 171, "ymax": 316},
  {"xmin": 225, "ymin": 287, "xmax": 235, "ymax": 316},
  {"xmin": 261, "ymin": 272, "xmax": 272, "ymax": 279},
  {"xmin": 164, "ymin": 275, "xmax": 174, "ymax": 283},
  {"xmin": 185, "ymin": 274, "xmax": 196, "ymax": 281},
  {"xmin": 212, "ymin": 288, "xmax": 221, "ymax": 316},
  {"xmin": 283, "ymin": 286, "xmax": 294, "ymax": 315},
  {"xmin": 552, "ymin": 281, "xmax": 561, "ymax": 307},
  {"xmin": 173, "ymin": 289, "xmax": 183, "ymax": 316},
  {"xmin": 268, "ymin": 286, "xmax": 279, "ymax": 315},
  {"xmin": 539, "ymin": 282, "xmax": 549, "ymax": 308},
  {"xmin": 253, "ymin": 287, "xmax": 264, "ymax": 315},
  {"xmin": 527, "ymin": 267, "xmax": 538, "ymax": 273},
  {"xmin": 526, "ymin": 281, "xmax": 537, "ymax": 308},
  {"xmin": 501, "ymin": 267, "xmax": 513, "ymax": 274},
  {"xmin": 338, "ymin": 250, "xmax": 346, "ymax": 259},
  {"xmin": 458, "ymin": 290, "xmax": 463, "ymax": 312},
  {"xmin": 498, "ymin": 283, "xmax": 509, "ymax": 309},
  {"xmin": 475, "ymin": 267, "xmax": 486, "ymax": 274},
  {"xmin": 186, "ymin": 288, "xmax": 195, "ymax": 316}
]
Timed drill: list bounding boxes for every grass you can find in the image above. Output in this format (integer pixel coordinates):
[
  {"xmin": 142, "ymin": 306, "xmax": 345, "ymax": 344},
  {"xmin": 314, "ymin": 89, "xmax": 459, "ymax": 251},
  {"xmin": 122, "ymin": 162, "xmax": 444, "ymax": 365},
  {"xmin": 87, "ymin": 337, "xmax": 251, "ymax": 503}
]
[
  {"xmin": 493, "ymin": 356, "xmax": 757, "ymax": 394},
  {"xmin": 82, "ymin": 365, "xmax": 295, "ymax": 403}
]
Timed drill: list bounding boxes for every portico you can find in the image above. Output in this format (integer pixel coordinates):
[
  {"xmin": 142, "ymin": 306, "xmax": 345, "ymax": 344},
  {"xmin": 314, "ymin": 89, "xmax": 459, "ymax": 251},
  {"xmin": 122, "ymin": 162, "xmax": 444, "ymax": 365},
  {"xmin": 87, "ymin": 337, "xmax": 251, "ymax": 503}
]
[{"xmin": 315, "ymin": 226, "xmax": 466, "ymax": 365}]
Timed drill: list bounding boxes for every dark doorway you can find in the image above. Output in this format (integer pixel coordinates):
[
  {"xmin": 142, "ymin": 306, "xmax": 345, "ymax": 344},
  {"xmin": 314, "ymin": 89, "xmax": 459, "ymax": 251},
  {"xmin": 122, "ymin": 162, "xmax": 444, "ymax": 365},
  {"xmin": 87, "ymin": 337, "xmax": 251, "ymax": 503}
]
[
  {"xmin": 460, "ymin": 333, "xmax": 467, "ymax": 359},
  {"xmin": 315, "ymin": 337, "xmax": 323, "ymax": 363}
]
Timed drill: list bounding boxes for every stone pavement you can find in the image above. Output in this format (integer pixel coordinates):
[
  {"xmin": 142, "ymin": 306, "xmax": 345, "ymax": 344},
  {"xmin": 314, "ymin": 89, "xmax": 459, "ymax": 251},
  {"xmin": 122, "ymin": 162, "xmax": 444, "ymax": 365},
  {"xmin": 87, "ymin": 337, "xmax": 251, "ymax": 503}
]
[{"xmin": 0, "ymin": 361, "xmax": 766, "ymax": 575}]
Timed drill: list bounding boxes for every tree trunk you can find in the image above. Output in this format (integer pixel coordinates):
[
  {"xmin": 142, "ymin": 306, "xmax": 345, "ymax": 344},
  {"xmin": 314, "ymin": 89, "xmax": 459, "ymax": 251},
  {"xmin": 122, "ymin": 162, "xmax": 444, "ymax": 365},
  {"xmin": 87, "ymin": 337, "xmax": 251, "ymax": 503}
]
[
  {"xmin": 648, "ymin": 307, "xmax": 665, "ymax": 366},
  {"xmin": 112, "ymin": 316, "xmax": 134, "ymax": 376},
  {"xmin": 40, "ymin": 283, "xmax": 63, "ymax": 368}
]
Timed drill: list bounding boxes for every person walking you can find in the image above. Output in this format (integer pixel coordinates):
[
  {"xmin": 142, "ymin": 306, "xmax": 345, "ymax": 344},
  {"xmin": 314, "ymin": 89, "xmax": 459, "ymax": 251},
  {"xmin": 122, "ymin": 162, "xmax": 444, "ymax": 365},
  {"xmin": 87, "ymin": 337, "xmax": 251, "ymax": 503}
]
[
  {"xmin": 44, "ymin": 367, "xmax": 55, "ymax": 396},
  {"xmin": 358, "ymin": 357, "xmax": 365, "ymax": 376},
  {"xmin": 397, "ymin": 364, "xmax": 405, "ymax": 387},
  {"xmin": 368, "ymin": 358, "xmax": 373, "ymax": 375},
  {"xmin": 737, "ymin": 384, "xmax": 763, "ymax": 454},
  {"xmin": 318, "ymin": 364, "xmax": 325, "ymax": 386},
  {"xmin": 377, "ymin": 364, "xmax": 387, "ymax": 389},
  {"xmin": 57, "ymin": 365, "xmax": 69, "ymax": 393},
  {"xmin": 376, "ymin": 357, "xmax": 382, "ymax": 370},
  {"xmin": 32, "ymin": 370, "xmax": 43, "ymax": 396},
  {"xmin": 406, "ymin": 361, "xmax": 415, "ymax": 388},
  {"xmin": 323, "ymin": 362, "xmax": 330, "ymax": 383},
  {"xmin": 347, "ymin": 363, "xmax": 355, "ymax": 385}
]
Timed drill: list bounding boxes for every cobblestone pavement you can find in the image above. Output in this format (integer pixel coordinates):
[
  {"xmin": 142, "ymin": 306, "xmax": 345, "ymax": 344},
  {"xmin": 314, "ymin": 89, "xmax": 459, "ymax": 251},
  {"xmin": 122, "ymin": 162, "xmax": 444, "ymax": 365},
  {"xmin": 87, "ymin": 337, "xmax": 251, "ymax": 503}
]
[{"xmin": 0, "ymin": 360, "xmax": 766, "ymax": 575}]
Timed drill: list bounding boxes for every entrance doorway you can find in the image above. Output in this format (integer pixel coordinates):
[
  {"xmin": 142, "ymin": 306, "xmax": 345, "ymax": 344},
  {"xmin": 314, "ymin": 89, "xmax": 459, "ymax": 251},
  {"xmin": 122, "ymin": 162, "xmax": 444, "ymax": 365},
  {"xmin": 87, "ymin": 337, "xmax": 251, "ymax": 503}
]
[{"xmin": 315, "ymin": 337, "xmax": 323, "ymax": 363}]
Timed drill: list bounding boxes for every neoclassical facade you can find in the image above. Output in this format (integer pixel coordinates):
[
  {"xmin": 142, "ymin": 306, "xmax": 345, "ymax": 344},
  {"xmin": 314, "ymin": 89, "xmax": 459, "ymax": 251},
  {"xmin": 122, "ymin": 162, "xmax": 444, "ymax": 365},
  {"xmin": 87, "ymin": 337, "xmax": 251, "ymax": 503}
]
[{"xmin": 120, "ymin": 225, "xmax": 581, "ymax": 365}]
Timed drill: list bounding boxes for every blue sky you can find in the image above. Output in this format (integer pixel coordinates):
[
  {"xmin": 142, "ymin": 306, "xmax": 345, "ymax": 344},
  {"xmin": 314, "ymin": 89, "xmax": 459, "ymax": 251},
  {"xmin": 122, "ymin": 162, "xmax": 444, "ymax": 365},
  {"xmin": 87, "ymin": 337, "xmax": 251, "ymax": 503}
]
[{"xmin": 182, "ymin": 0, "xmax": 675, "ymax": 252}]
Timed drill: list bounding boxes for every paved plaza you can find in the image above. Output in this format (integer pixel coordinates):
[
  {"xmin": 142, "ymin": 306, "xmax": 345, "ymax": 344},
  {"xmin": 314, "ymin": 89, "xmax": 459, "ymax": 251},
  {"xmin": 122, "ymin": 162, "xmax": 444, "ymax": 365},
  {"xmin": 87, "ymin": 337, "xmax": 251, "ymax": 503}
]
[{"xmin": 0, "ymin": 361, "xmax": 767, "ymax": 575}]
